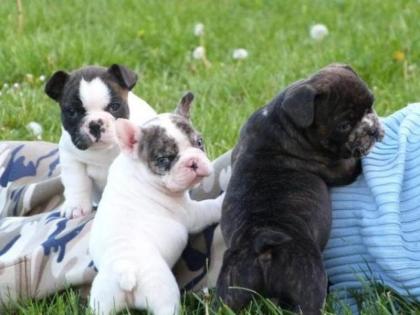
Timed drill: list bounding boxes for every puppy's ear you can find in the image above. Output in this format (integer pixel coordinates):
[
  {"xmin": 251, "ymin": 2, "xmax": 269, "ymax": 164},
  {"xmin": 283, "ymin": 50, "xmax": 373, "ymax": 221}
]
[
  {"xmin": 327, "ymin": 63, "xmax": 358, "ymax": 75},
  {"xmin": 107, "ymin": 64, "xmax": 138, "ymax": 90},
  {"xmin": 44, "ymin": 71, "xmax": 69, "ymax": 101},
  {"xmin": 281, "ymin": 84, "xmax": 317, "ymax": 128},
  {"xmin": 115, "ymin": 118, "xmax": 142, "ymax": 158},
  {"xmin": 175, "ymin": 92, "xmax": 194, "ymax": 119}
]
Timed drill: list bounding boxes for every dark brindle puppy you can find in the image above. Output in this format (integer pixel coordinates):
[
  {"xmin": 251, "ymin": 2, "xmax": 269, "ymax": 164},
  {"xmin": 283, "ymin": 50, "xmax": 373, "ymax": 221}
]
[{"xmin": 216, "ymin": 64, "xmax": 384, "ymax": 314}]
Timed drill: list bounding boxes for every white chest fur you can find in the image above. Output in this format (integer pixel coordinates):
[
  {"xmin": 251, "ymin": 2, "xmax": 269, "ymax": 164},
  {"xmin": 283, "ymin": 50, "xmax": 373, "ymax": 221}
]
[
  {"xmin": 89, "ymin": 155, "xmax": 191, "ymax": 266},
  {"xmin": 89, "ymin": 154, "xmax": 223, "ymax": 315}
]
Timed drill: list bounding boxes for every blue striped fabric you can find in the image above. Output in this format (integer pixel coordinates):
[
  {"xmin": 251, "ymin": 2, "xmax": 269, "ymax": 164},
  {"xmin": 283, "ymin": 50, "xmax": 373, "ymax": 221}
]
[{"xmin": 324, "ymin": 103, "xmax": 420, "ymax": 308}]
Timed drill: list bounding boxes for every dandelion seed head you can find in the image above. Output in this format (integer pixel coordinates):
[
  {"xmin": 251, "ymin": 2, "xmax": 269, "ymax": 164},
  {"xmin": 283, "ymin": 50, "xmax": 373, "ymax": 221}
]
[
  {"xmin": 194, "ymin": 23, "xmax": 205, "ymax": 36},
  {"xmin": 26, "ymin": 121, "xmax": 43, "ymax": 139},
  {"xmin": 233, "ymin": 48, "xmax": 249, "ymax": 60},
  {"xmin": 310, "ymin": 24, "xmax": 329, "ymax": 41},
  {"xmin": 192, "ymin": 46, "xmax": 206, "ymax": 60}
]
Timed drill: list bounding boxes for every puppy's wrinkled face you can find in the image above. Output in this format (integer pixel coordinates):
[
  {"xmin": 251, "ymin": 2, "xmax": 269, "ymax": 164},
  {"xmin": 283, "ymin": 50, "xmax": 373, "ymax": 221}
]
[
  {"xmin": 311, "ymin": 65, "xmax": 384, "ymax": 158},
  {"xmin": 116, "ymin": 92, "xmax": 213, "ymax": 193},
  {"xmin": 140, "ymin": 114, "xmax": 211, "ymax": 192},
  {"xmin": 45, "ymin": 64, "xmax": 137, "ymax": 150},
  {"xmin": 282, "ymin": 64, "xmax": 384, "ymax": 159}
]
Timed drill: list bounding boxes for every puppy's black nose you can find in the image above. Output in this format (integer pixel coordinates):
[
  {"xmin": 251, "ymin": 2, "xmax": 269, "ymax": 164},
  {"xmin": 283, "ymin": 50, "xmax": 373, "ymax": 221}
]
[
  {"xmin": 191, "ymin": 162, "xmax": 198, "ymax": 171},
  {"xmin": 368, "ymin": 128, "xmax": 383, "ymax": 141},
  {"xmin": 89, "ymin": 120, "xmax": 104, "ymax": 140},
  {"xmin": 367, "ymin": 129, "xmax": 377, "ymax": 137}
]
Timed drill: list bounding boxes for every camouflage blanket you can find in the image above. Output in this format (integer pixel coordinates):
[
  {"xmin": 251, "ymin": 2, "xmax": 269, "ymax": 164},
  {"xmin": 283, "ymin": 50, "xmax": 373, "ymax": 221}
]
[{"xmin": 0, "ymin": 141, "xmax": 230, "ymax": 304}]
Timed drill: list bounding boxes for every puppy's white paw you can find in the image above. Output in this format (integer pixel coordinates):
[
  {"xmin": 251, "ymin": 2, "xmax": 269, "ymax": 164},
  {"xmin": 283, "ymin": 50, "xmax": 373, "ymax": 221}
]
[
  {"xmin": 113, "ymin": 261, "xmax": 137, "ymax": 292},
  {"xmin": 118, "ymin": 272, "xmax": 137, "ymax": 292},
  {"xmin": 60, "ymin": 200, "xmax": 92, "ymax": 219}
]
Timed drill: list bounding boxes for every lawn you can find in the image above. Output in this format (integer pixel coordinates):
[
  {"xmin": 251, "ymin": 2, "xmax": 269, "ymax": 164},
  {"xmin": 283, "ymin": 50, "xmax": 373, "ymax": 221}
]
[{"xmin": 0, "ymin": 0, "xmax": 420, "ymax": 314}]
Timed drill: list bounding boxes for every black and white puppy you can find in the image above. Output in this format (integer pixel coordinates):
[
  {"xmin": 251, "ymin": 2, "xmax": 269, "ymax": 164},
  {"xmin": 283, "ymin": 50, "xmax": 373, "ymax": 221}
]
[
  {"xmin": 45, "ymin": 64, "xmax": 157, "ymax": 218},
  {"xmin": 216, "ymin": 64, "xmax": 384, "ymax": 314}
]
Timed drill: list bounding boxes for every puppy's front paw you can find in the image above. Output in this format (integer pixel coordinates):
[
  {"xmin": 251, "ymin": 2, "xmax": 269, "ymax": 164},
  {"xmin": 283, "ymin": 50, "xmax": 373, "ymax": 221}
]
[
  {"xmin": 60, "ymin": 200, "xmax": 92, "ymax": 219},
  {"xmin": 118, "ymin": 272, "xmax": 137, "ymax": 292},
  {"xmin": 114, "ymin": 263, "xmax": 137, "ymax": 292}
]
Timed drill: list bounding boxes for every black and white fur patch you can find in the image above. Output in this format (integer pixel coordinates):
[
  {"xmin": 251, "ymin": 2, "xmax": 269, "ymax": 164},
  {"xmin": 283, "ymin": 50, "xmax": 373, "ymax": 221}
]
[
  {"xmin": 139, "ymin": 114, "xmax": 204, "ymax": 176},
  {"xmin": 46, "ymin": 65, "xmax": 135, "ymax": 150}
]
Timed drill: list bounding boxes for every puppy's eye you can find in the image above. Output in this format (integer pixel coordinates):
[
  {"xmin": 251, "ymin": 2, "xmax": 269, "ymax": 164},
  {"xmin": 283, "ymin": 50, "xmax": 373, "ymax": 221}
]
[
  {"xmin": 65, "ymin": 108, "xmax": 78, "ymax": 118},
  {"xmin": 336, "ymin": 121, "xmax": 352, "ymax": 133},
  {"xmin": 365, "ymin": 107, "xmax": 373, "ymax": 115},
  {"xmin": 197, "ymin": 137, "xmax": 204, "ymax": 150},
  {"xmin": 108, "ymin": 103, "xmax": 121, "ymax": 112},
  {"xmin": 156, "ymin": 156, "xmax": 173, "ymax": 169}
]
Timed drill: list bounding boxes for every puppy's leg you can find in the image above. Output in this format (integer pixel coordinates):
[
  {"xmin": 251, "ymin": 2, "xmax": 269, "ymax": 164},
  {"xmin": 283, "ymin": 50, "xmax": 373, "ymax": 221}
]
[
  {"xmin": 134, "ymin": 255, "xmax": 180, "ymax": 315},
  {"xmin": 216, "ymin": 247, "xmax": 262, "ymax": 312},
  {"xmin": 273, "ymin": 245, "xmax": 327, "ymax": 315},
  {"xmin": 60, "ymin": 153, "xmax": 93, "ymax": 218},
  {"xmin": 89, "ymin": 270, "xmax": 125, "ymax": 315},
  {"xmin": 186, "ymin": 193, "xmax": 224, "ymax": 233},
  {"xmin": 287, "ymin": 262, "xmax": 327, "ymax": 315}
]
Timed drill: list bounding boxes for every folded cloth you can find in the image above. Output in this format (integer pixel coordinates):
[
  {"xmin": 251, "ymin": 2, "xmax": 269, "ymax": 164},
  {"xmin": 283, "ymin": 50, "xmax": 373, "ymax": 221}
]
[
  {"xmin": 1, "ymin": 104, "xmax": 420, "ymax": 312},
  {"xmin": 324, "ymin": 103, "xmax": 420, "ymax": 308}
]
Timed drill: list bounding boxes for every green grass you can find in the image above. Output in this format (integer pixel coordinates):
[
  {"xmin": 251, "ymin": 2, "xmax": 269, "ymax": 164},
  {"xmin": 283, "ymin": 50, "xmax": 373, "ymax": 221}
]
[
  {"xmin": 2, "ymin": 285, "xmax": 420, "ymax": 315},
  {"xmin": 0, "ymin": 0, "xmax": 419, "ymax": 314}
]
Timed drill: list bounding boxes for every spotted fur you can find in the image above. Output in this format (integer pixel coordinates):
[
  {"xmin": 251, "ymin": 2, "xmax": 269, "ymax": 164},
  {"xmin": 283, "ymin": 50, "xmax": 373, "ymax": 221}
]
[
  {"xmin": 139, "ymin": 114, "xmax": 205, "ymax": 175},
  {"xmin": 140, "ymin": 126, "xmax": 180, "ymax": 175},
  {"xmin": 170, "ymin": 115, "xmax": 204, "ymax": 150}
]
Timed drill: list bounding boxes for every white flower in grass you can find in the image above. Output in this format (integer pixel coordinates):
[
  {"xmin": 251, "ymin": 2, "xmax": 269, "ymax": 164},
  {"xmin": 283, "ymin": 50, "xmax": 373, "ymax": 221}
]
[
  {"xmin": 2, "ymin": 83, "xmax": 9, "ymax": 89},
  {"xmin": 192, "ymin": 46, "xmax": 206, "ymax": 60},
  {"xmin": 13, "ymin": 83, "xmax": 20, "ymax": 89},
  {"xmin": 25, "ymin": 73, "xmax": 34, "ymax": 83},
  {"xmin": 39, "ymin": 75, "xmax": 46, "ymax": 82},
  {"xmin": 233, "ymin": 48, "xmax": 249, "ymax": 60},
  {"xmin": 26, "ymin": 121, "xmax": 43, "ymax": 139},
  {"xmin": 310, "ymin": 24, "xmax": 329, "ymax": 41},
  {"xmin": 408, "ymin": 64, "xmax": 417, "ymax": 73},
  {"xmin": 194, "ymin": 23, "xmax": 205, "ymax": 36}
]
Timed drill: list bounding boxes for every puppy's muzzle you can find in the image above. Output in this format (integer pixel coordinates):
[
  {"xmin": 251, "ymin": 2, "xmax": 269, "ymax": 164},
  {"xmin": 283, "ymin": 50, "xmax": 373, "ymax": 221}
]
[
  {"xmin": 345, "ymin": 113, "xmax": 384, "ymax": 158},
  {"xmin": 73, "ymin": 133, "xmax": 93, "ymax": 150},
  {"xmin": 89, "ymin": 119, "xmax": 106, "ymax": 142}
]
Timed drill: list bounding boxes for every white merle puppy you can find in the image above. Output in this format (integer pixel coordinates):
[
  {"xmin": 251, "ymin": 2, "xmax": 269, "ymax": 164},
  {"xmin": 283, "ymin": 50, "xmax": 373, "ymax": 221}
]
[
  {"xmin": 89, "ymin": 93, "xmax": 223, "ymax": 315},
  {"xmin": 45, "ymin": 64, "xmax": 157, "ymax": 218}
]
